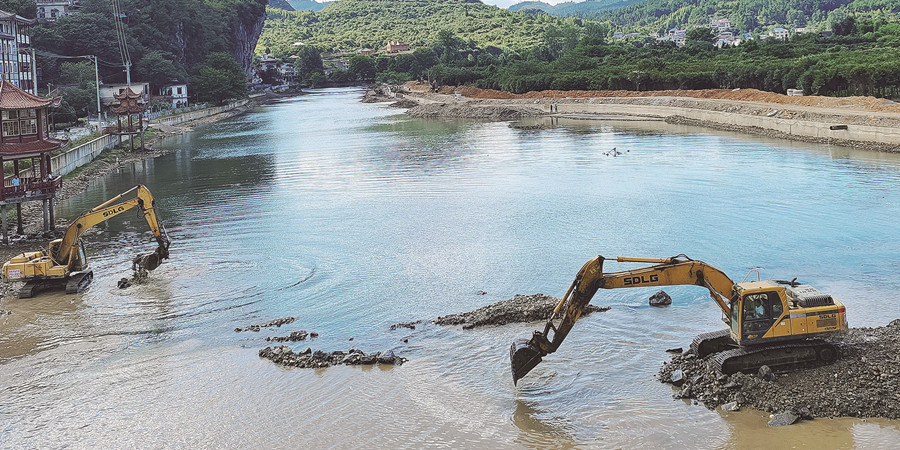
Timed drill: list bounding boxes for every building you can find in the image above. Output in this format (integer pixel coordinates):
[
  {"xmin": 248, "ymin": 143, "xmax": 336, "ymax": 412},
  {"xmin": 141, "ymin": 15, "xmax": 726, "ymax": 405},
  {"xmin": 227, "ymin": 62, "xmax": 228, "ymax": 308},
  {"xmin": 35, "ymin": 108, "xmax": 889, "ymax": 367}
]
[
  {"xmin": 358, "ymin": 48, "xmax": 376, "ymax": 56},
  {"xmin": 0, "ymin": 10, "xmax": 36, "ymax": 95},
  {"xmin": 772, "ymin": 27, "xmax": 789, "ymax": 40},
  {"xmin": 36, "ymin": 0, "xmax": 80, "ymax": 21},
  {"xmin": 259, "ymin": 55, "xmax": 278, "ymax": 72},
  {"xmin": 385, "ymin": 42, "xmax": 410, "ymax": 53},
  {"xmin": 710, "ymin": 19, "xmax": 731, "ymax": 31},
  {"xmin": 159, "ymin": 84, "xmax": 187, "ymax": 108},
  {"xmin": 99, "ymin": 83, "xmax": 150, "ymax": 108},
  {"xmin": 278, "ymin": 63, "xmax": 295, "ymax": 81},
  {"xmin": 0, "ymin": 79, "xmax": 62, "ymax": 241}
]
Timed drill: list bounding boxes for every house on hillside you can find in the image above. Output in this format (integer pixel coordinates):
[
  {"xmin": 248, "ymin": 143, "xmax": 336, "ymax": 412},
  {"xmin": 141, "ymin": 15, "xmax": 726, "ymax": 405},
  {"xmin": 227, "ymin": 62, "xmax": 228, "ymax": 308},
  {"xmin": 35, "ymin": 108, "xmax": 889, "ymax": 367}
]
[
  {"xmin": 385, "ymin": 42, "xmax": 410, "ymax": 53},
  {"xmin": 710, "ymin": 19, "xmax": 731, "ymax": 31},
  {"xmin": 35, "ymin": 0, "xmax": 79, "ymax": 21},
  {"xmin": 158, "ymin": 84, "xmax": 188, "ymax": 108},
  {"xmin": 358, "ymin": 48, "xmax": 376, "ymax": 56},
  {"xmin": 771, "ymin": 27, "xmax": 789, "ymax": 40},
  {"xmin": 0, "ymin": 10, "xmax": 36, "ymax": 94}
]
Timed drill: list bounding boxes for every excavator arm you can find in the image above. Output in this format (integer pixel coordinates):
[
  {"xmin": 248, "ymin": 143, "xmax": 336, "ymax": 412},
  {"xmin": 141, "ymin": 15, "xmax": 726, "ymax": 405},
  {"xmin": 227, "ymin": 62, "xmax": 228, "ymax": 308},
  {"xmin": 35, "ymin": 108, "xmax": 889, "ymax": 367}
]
[
  {"xmin": 510, "ymin": 254, "xmax": 736, "ymax": 384},
  {"xmin": 52, "ymin": 185, "xmax": 170, "ymax": 270}
]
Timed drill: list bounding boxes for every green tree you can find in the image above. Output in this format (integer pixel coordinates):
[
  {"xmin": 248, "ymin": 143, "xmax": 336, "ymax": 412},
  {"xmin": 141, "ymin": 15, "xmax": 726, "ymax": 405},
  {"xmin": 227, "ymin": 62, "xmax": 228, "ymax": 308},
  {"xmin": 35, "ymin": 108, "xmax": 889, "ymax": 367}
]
[
  {"xmin": 294, "ymin": 45, "xmax": 323, "ymax": 80},
  {"xmin": 192, "ymin": 52, "xmax": 246, "ymax": 104},
  {"xmin": 348, "ymin": 55, "xmax": 376, "ymax": 80},
  {"xmin": 0, "ymin": 0, "xmax": 36, "ymax": 18},
  {"xmin": 58, "ymin": 61, "xmax": 95, "ymax": 88},
  {"xmin": 136, "ymin": 51, "xmax": 187, "ymax": 92}
]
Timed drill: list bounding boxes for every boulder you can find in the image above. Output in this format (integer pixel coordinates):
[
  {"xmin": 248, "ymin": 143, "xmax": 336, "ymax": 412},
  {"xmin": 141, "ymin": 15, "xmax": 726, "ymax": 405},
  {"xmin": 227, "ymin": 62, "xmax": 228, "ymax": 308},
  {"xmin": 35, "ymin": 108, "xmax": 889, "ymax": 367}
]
[
  {"xmin": 721, "ymin": 401, "xmax": 740, "ymax": 412},
  {"xmin": 665, "ymin": 347, "xmax": 683, "ymax": 354},
  {"xmin": 758, "ymin": 365, "xmax": 777, "ymax": 382},
  {"xmin": 671, "ymin": 369, "xmax": 685, "ymax": 387},
  {"xmin": 767, "ymin": 411, "xmax": 799, "ymax": 427},
  {"xmin": 378, "ymin": 349, "xmax": 396, "ymax": 364},
  {"xmin": 649, "ymin": 290, "xmax": 672, "ymax": 307}
]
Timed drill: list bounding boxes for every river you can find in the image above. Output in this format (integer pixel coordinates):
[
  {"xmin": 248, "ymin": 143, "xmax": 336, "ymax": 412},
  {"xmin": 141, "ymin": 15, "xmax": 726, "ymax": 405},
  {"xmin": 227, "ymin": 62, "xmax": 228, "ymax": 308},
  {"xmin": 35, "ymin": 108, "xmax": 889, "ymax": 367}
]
[{"xmin": 1, "ymin": 87, "xmax": 899, "ymax": 448}]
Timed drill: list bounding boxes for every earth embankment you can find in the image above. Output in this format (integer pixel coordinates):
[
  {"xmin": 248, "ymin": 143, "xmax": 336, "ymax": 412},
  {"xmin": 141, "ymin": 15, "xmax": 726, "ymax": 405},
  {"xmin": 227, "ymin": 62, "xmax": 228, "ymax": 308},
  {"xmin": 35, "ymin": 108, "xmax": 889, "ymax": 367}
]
[{"xmin": 392, "ymin": 82, "xmax": 900, "ymax": 152}]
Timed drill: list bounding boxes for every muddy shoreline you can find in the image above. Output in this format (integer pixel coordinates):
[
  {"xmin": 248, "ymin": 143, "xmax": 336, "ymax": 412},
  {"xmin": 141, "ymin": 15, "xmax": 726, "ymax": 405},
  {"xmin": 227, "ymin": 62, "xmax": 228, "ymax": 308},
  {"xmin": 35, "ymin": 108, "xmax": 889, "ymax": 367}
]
[{"xmin": 378, "ymin": 82, "xmax": 900, "ymax": 153}]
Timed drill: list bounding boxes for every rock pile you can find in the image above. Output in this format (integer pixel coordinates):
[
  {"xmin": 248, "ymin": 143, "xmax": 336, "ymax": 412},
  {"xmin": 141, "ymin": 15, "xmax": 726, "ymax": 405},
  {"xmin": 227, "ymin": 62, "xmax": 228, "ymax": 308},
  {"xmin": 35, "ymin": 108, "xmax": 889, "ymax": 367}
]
[
  {"xmin": 265, "ymin": 330, "xmax": 318, "ymax": 342},
  {"xmin": 435, "ymin": 293, "xmax": 609, "ymax": 329},
  {"xmin": 389, "ymin": 320, "xmax": 421, "ymax": 331},
  {"xmin": 259, "ymin": 346, "xmax": 406, "ymax": 369},
  {"xmin": 235, "ymin": 317, "xmax": 296, "ymax": 332},
  {"xmin": 658, "ymin": 319, "xmax": 900, "ymax": 419}
]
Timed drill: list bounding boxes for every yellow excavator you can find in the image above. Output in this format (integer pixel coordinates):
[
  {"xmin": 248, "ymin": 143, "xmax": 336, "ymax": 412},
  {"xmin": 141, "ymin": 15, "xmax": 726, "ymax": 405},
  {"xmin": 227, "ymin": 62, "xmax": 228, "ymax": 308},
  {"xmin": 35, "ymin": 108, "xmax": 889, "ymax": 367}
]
[
  {"xmin": 510, "ymin": 254, "xmax": 848, "ymax": 385},
  {"xmin": 2, "ymin": 185, "xmax": 170, "ymax": 298}
]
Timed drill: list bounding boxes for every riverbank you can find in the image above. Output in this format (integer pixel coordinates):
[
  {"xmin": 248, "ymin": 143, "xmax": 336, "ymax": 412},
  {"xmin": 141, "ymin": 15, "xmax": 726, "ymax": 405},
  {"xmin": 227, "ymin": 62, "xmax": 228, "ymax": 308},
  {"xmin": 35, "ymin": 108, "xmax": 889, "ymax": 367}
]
[
  {"xmin": 391, "ymin": 82, "xmax": 900, "ymax": 153},
  {"xmin": 0, "ymin": 98, "xmax": 260, "ymax": 262}
]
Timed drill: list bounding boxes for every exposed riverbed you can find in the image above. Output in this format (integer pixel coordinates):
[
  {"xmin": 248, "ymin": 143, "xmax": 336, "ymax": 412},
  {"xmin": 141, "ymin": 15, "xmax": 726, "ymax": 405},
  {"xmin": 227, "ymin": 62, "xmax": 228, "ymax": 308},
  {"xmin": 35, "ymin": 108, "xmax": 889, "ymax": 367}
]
[{"xmin": 1, "ymin": 87, "xmax": 899, "ymax": 447}]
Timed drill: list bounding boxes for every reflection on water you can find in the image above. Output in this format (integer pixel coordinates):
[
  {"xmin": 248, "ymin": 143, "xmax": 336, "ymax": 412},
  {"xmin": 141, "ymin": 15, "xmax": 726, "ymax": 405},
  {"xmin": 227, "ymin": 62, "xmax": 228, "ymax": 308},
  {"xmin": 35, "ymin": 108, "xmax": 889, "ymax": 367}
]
[{"xmin": 1, "ymin": 88, "xmax": 899, "ymax": 447}]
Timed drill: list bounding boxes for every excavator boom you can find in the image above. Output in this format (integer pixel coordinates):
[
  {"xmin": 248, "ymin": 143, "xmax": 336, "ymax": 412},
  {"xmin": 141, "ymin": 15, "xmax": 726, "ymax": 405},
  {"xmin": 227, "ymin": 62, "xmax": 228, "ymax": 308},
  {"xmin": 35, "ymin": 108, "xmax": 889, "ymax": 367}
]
[
  {"xmin": 53, "ymin": 185, "xmax": 169, "ymax": 267},
  {"xmin": 511, "ymin": 254, "xmax": 736, "ymax": 384}
]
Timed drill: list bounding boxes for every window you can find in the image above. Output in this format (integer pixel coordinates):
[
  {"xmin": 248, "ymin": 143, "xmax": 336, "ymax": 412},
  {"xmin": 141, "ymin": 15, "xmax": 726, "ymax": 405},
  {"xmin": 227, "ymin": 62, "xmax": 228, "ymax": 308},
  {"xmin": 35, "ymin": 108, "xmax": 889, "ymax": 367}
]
[
  {"xmin": 177, "ymin": 87, "xmax": 182, "ymax": 95},
  {"xmin": 19, "ymin": 119, "xmax": 36, "ymax": 135},
  {"xmin": 2, "ymin": 119, "xmax": 19, "ymax": 137}
]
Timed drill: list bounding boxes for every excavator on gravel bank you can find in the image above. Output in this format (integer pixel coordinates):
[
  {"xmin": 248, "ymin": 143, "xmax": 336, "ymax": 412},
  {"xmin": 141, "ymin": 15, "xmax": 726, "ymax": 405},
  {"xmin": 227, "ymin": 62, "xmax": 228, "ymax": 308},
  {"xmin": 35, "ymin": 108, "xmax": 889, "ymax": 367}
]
[
  {"xmin": 1, "ymin": 185, "xmax": 170, "ymax": 298},
  {"xmin": 510, "ymin": 255, "xmax": 848, "ymax": 385}
]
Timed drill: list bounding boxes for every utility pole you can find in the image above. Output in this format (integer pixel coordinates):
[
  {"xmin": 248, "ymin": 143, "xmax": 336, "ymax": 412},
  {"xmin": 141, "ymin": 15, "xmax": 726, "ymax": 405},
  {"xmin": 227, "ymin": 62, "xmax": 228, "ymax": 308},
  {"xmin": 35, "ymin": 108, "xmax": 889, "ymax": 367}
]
[{"xmin": 91, "ymin": 55, "xmax": 102, "ymax": 120}]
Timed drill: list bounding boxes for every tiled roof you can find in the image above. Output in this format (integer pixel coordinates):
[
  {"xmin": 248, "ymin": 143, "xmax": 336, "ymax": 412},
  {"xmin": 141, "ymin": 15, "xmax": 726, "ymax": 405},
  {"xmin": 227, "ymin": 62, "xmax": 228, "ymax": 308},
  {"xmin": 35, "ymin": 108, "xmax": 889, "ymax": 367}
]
[
  {"xmin": 0, "ymin": 80, "xmax": 54, "ymax": 110},
  {"xmin": 0, "ymin": 139, "xmax": 63, "ymax": 156}
]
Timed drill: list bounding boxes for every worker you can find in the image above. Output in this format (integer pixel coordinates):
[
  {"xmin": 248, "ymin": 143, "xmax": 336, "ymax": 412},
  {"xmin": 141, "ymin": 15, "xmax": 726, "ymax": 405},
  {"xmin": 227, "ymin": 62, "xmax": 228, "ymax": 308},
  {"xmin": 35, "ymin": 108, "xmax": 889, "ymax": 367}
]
[{"xmin": 12, "ymin": 175, "xmax": 20, "ymax": 192}]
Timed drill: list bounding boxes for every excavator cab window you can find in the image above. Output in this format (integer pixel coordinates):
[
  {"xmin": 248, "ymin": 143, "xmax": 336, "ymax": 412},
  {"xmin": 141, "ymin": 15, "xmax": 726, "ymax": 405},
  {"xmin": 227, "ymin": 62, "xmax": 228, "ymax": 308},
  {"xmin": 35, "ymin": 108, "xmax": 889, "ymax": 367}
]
[{"xmin": 741, "ymin": 292, "xmax": 779, "ymax": 339}]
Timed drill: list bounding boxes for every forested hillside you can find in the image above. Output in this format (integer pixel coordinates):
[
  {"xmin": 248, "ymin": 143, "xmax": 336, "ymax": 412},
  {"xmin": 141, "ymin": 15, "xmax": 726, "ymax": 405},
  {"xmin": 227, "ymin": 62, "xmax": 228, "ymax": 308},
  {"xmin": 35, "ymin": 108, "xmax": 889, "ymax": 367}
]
[
  {"xmin": 591, "ymin": 0, "xmax": 900, "ymax": 33},
  {"xmin": 259, "ymin": 0, "xmax": 572, "ymax": 56},
  {"xmin": 508, "ymin": 0, "xmax": 643, "ymax": 16}
]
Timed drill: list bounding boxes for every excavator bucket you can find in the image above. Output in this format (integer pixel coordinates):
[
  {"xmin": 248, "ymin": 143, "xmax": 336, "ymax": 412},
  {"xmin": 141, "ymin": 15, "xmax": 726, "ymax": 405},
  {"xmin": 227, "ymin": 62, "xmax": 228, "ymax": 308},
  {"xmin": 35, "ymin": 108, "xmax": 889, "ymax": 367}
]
[{"xmin": 510, "ymin": 337, "xmax": 544, "ymax": 385}]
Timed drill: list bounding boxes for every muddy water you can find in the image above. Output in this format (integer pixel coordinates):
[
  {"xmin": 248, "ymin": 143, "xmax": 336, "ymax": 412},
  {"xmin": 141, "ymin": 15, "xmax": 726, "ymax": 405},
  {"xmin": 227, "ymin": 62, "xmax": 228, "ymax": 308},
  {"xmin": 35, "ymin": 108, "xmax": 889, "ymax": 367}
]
[{"xmin": 1, "ymin": 88, "xmax": 899, "ymax": 448}]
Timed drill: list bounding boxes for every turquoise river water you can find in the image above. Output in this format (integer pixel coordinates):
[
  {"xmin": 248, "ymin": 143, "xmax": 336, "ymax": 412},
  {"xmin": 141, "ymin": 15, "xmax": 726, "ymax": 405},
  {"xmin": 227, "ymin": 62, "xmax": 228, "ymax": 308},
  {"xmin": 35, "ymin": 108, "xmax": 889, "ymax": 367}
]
[{"xmin": 1, "ymin": 87, "xmax": 899, "ymax": 448}]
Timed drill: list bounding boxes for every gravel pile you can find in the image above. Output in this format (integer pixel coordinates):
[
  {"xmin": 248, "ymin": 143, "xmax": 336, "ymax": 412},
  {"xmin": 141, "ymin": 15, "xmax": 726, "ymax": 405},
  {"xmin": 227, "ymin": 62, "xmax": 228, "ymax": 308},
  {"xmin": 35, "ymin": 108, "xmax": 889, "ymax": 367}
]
[
  {"xmin": 406, "ymin": 103, "xmax": 542, "ymax": 119},
  {"xmin": 435, "ymin": 293, "xmax": 610, "ymax": 329},
  {"xmin": 259, "ymin": 346, "xmax": 406, "ymax": 369},
  {"xmin": 658, "ymin": 320, "xmax": 900, "ymax": 419}
]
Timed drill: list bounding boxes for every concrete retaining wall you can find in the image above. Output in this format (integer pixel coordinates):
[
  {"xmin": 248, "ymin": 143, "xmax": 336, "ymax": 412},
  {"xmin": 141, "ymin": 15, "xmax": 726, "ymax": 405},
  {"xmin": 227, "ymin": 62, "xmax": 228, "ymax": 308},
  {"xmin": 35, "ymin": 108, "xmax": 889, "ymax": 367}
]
[
  {"xmin": 554, "ymin": 102, "xmax": 900, "ymax": 147},
  {"xmin": 50, "ymin": 99, "xmax": 249, "ymax": 176},
  {"xmin": 50, "ymin": 134, "xmax": 131, "ymax": 176}
]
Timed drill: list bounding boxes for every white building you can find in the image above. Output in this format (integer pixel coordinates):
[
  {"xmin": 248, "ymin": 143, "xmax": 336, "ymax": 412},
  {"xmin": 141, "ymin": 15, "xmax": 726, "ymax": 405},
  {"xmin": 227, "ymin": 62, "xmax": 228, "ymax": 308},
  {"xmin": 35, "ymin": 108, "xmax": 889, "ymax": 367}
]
[
  {"xmin": 160, "ymin": 84, "xmax": 187, "ymax": 108},
  {"xmin": 36, "ymin": 0, "xmax": 80, "ymax": 21},
  {"xmin": 771, "ymin": 27, "xmax": 789, "ymax": 40},
  {"xmin": 0, "ymin": 10, "xmax": 35, "ymax": 95}
]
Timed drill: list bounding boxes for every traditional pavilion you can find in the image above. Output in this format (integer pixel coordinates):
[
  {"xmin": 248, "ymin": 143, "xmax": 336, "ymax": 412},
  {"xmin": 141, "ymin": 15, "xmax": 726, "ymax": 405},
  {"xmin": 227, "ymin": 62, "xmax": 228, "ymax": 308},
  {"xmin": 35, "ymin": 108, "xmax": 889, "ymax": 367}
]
[
  {"xmin": 0, "ymin": 80, "xmax": 62, "ymax": 243},
  {"xmin": 106, "ymin": 87, "xmax": 147, "ymax": 151}
]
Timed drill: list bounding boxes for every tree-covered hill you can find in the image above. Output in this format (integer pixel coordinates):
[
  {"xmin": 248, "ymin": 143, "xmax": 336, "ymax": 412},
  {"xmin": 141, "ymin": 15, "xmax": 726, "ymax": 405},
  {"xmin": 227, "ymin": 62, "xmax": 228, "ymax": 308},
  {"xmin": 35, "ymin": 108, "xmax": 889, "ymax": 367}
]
[
  {"xmin": 508, "ymin": 0, "xmax": 644, "ymax": 17},
  {"xmin": 591, "ymin": 0, "xmax": 900, "ymax": 33},
  {"xmin": 259, "ymin": 0, "xmax": 576, "ymax": 57}
]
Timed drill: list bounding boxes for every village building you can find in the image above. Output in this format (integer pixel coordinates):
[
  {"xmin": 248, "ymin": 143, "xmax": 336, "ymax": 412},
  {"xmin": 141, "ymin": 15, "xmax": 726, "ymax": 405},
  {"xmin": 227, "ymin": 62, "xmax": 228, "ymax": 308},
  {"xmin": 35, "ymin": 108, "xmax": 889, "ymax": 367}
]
[
  {"xmin": 0, "ymin": 10, "xmax": 36, "ymax": 95},
  {"xmin": 158, "ymin": 84, "xmax": 188, "ymax": 108},
  {"xmin": 35, "ymin": 0, "xmax": 80, "ymax": 21},
  {"xmin": 358, "ymin": 48, "xmax": 376, "ymax": 56},
  {"xmin": 771, "ymin": 27, "xmax": 790, "ymax": 40},
  {"xmin": 385, "ymin": 42, "xmax": 410, "ymax": 53},
  {"xmin": 710, "ymin": 19, "xmax": 731, "ymax": 31},
  {"xmin": 0, "ymin": 80, "xmax": 62, "ymax": 242}
]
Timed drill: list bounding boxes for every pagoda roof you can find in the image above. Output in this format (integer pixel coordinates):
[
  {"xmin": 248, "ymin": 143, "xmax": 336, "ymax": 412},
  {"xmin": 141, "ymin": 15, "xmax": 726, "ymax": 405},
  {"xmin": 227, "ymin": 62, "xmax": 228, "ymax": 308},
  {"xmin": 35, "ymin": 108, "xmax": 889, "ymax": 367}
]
[
  {"xmin": 0, "ymin": 80, "xmax": 55, "ymax": 110},
  {"xmin": 113, "ymin": 87, "xmax": 143, "ymax": 100},
  {"xmin": 0, "ymin": 139, "xmax": 63, "ymax": 157}
]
